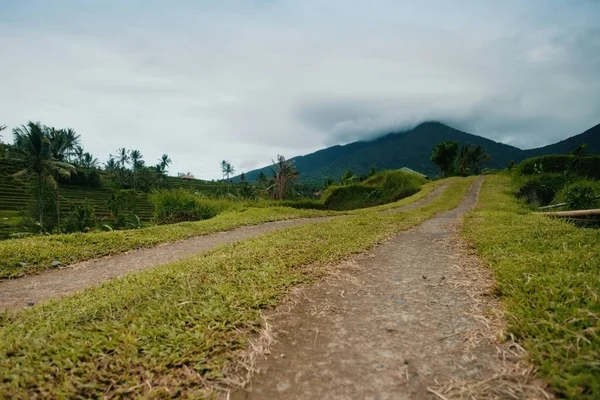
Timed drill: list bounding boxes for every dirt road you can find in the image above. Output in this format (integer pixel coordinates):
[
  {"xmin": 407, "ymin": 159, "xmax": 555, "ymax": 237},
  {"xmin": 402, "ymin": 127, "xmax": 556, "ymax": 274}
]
[
  {"xmin": 233, "ymin": 178, "xmax": 548, "ymax": 400},
  {"xmin": 0, "ymin": 182, "xmax": 449, "ymax": 311}
]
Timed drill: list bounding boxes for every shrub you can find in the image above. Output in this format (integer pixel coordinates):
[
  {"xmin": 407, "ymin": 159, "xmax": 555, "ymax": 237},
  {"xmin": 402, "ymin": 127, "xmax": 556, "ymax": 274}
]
[
  {"xmin": 107, "ymin": 190, "xmax": 140, "ymax": 228},
  {"xmin": 517, "ymin": 174, "xmax": 564, "ymax": 206},
  {"xmin": 517, "ymin": 155, "xmax": 600, "ymax": 179},
  {"xmin": 322, "ymin": 170, "xmax": 426, "ymax": 210},
  {"xmin": 565, "ymin": 183, "xmax": 598, "ymax": 210},
  {"xmin": 62, "ymin": 201, "xmax": 96, "ymax": 233},
  {"xmin": 149, "ymin": 189, "xmax": 221, "ymax": 225}
]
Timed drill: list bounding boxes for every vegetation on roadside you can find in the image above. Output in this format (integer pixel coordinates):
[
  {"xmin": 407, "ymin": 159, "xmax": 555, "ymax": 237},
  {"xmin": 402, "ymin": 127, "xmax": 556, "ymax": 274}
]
[
  {"xmin": 0, "ymin": 177, "xmax": 474, "ymax": 398},
  {"xmin": 463, "ymin": 175, "xmax": 600, "ymax": 398},
  {"xmin": 320, "ymin": 169, "xmax": 427, "ymax": 210}
]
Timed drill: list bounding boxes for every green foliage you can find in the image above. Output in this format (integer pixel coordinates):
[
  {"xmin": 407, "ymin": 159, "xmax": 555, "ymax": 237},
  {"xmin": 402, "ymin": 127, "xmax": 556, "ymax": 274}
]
[
  {"xmin": 517, "ymin": 155, "xmax": 600, "ymax": 179},
  {"xmin": 322, "ymin": 170, "xmax": 427, "ymax": 211},
  {"xmin": 340, "ymin": 170, "xmax": 358, "ymax": 185},
  {"xmin": 62, "ymin": 201, "xmax": 96, "ymax": 233},
  {"xmin": 516, "ymin": 174, "xmax": 564, "ymax": 206},
  {"xmin": 430, "ymin": 140, "xmax": 459, "ymax": 177},
  {"xmin": 149, "ymin": 188, "xmax": 221, "ymax": 225},
  {"xmin": 464, "ymin": 175, "xmax": 600, "ymax": 398},
  {"xmin": 107, "ymin": 190, "xmax": 140, "ymax": 228},
  {"xmin": 565, "ymin": 183, "xmax": 598, "ymax": 210},
  {"xmin": 0, "ymin": 178, "xmax": 473, "ymax": 398}
]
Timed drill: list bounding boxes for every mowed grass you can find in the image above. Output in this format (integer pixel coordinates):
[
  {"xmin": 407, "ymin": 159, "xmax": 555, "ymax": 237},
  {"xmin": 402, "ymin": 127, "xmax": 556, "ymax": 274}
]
[
  {"xmin": 0, "ymin": 207, "xmax": 335, "ymax": 279},
  {"xmin": 0, "ymin": 178, "xmax": 475, "ymax": 398},
  {"xmin": 463, "ymin": 175, "xmax": 600, "ymax": 399}
]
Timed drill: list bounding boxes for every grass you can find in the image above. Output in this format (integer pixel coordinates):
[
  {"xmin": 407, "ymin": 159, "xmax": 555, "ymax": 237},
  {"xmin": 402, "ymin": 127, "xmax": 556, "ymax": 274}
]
[
  {"xmin": 0, "ymin": 207, "xmax": 336, "ymax": 279},
  {"xmin": 0, "ymin": 178, "xmax": 449, "ymax": 279},
  {"xmin": 0, "ymin": 177, "xmax": 475, "ymax": 398},
  {"xmin": 463, "ymin": 174, "xmax": 600, "ymax": 398},
  {"xmin": 321, "ymin": 169, "xmax": 427, "ymax": 210}
]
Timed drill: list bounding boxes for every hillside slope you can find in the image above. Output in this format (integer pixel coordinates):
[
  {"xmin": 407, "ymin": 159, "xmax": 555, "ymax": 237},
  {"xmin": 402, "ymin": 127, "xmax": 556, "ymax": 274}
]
[
  {"xmin": 241, "ymin": 121, "xmax": 599, "ymax": 182},
  {"xmin": 524, "ymin": 123, "xmax": 600, "ymax": 157},
  {"xmin": 242, "ymin": 122, "xmax": 526, "ymax": 182}
]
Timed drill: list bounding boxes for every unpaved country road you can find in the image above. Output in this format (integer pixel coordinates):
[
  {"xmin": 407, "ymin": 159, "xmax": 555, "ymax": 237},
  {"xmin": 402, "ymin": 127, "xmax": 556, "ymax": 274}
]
[
  {"xmin": 0, "ymin": 182, "xmax": 450, "ymax": 311},
  {"xmin": 233, "ymin": 178, "xmax": 548, "ymax": 400}
]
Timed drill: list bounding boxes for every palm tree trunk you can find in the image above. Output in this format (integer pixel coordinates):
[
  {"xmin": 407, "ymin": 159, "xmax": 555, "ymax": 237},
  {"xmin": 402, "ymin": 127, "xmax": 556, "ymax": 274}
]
[
  {"xmin": 56, "ymin": 180, "xmax": 61, "ymax": 234},
  {"xmin": 37, "ymin": 173, "xmax": 43, "ymax": 228}
]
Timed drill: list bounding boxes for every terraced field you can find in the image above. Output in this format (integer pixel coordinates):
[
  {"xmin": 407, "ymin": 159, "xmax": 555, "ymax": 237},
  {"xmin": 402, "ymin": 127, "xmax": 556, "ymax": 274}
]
[{"xmin": 0, "ymin": 160, "xmax": 155, "ymax": 222}]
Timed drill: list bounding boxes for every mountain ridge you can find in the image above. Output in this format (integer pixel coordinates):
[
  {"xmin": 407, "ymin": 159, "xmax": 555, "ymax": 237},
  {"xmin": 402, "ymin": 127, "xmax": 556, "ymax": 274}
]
[{"xmin": 239, "ymin": 121, "xmax": 600, "ymax": 182}]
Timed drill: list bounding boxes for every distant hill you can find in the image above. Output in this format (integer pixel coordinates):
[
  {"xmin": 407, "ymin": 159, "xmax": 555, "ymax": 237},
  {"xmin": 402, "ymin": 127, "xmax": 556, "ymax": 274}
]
[
  {"xmin": 239, "ymin": 121, "xmax": 599, "ymax": 183},
  {"xmin": 523, "ymin": 123, "xmax": 600, "ymax": 158}
]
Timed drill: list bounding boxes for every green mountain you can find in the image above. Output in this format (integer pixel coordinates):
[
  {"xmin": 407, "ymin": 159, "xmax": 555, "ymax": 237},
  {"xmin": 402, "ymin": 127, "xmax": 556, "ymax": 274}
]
[
  {"xmin": 240, "ymin": 121, "xmax": 599, "ymax": 183},
  {"xmin": 524, "ymin": 123, "xmax": 600, "ymax": 157}
]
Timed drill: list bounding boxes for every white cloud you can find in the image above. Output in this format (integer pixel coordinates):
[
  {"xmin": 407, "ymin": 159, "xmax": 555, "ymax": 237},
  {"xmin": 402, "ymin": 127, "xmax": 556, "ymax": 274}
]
[{"xmin": 0, "ymin": 0, "xmax": 598, "ymax": 178}]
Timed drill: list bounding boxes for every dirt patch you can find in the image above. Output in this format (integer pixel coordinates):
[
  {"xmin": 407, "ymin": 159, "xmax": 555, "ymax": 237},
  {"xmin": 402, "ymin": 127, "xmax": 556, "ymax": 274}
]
[{"xmin": 232, "ymin": 178, "xmax": 551, "ymax": 400}]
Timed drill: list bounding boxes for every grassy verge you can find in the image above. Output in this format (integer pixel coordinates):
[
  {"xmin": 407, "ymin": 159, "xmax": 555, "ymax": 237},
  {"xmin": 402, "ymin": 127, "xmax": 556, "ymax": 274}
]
[
  {"xmin": 463, "ymin": 175, "xmax": 599, "ymax": 398},
  {"xmin": 0, "ymin": 178, "xmax": 475, "ymax": 398},
  {"xmin": 0, "ymin": 207, "xmax": 336, "ymax": 279},
  {"xmin": 0, "ymin": 179, "xmax": 448, "ymax": 279}
]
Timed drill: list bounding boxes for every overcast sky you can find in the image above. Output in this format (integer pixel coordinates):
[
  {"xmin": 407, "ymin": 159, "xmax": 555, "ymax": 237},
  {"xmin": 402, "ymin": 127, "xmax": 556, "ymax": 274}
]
[{"xmin": 1, "ymin": 1, "xmax": 599, "ymax": 179}]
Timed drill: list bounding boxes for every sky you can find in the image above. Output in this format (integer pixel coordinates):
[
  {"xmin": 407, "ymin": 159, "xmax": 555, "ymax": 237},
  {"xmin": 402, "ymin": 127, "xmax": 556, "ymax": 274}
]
[{"xmin": 1, "ymin": 0, "xmax": 599, "ymax": 179}]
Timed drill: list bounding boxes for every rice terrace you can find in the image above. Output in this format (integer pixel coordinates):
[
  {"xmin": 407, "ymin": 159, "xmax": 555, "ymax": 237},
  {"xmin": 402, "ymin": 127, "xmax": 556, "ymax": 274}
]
[{"xmin": 1, "ymin": 2, "xmax": 600, "ymax": 399}]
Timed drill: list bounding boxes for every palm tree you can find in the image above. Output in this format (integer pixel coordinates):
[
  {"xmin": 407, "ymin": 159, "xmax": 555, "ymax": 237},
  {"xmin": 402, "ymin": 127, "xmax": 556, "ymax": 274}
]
[
  {"xmin": 129, "ymin": 149, "xmax": 144, "ymax": 190},
  {"xmin": 73, "ymin": 145, "xmax": 85, "ymax": 165},
  {"xmin": 269, "ymin": 155, "xmax": 299, "ymax": 200},
  {"xmin": 0, "ymin": 125, "xmax": 6, "ymax": 158},
  {"xmin": 116, "ymin": 148, "xmax": 130, "ymax": 169},
  {"xmin": 104, "ymin": 157, "xmax": 118, "ymax": 171},
  {"xmin": 11, "ymin": 122, "xmax": 75, "ymax": 229},
  {"xmin": 81, "ymin": 152, "xmax": 99, "ymax": 169},
  {"xmin": 257, "ymin": 171, "xmax": 268, "ymax": 188},
  {"xmin": 158, "ymin": 154, "xmax": 172, "ymax": 172}
]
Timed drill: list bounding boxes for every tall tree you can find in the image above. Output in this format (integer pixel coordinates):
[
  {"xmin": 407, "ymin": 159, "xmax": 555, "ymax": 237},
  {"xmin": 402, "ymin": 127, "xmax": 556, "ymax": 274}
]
[
  {"xmin": 116, "ymin": 148, "xmax": 130, "ymax": 169},
  {"xmin": 240, "ymin": 172, "xmax": 246, "ymax": 183},
  {"xmin": 269, "ymin": 155, "xmax": 299, "ymax": 200},
  {"xmin": 11, "ymin": 122, "xmax": 75, "ymax": 229},
  {"xmin": 221, "ymin": 160, "xmax": 235, "ymax": 181},
  {"xmin": 430, "ymin": 141, "xmax": 459, "ymax": 177},
  {"xmin": 456, "ymin": 144, "xmax": 472, "ymax": 176},
  {"xmin": 257, "ymin": 171, "xmax": 268, "ymax": 188},
  {"xmin": 81, "ymin": 152, "xmax": 99, "ymax": 169},
  {"xmin": 129, "ymin": 149, "xmax": 144, "ymax": 190},
  {"xmin": 467, "ymin": 144, "xmax": 490, "ymax": 175},
  {"xmin": 158, "ymin": 154, "xmax": 172, "ymax": 173},
  {"xmin": 0, "ymin": 125, "xmax": 6, "ymax": 158}
]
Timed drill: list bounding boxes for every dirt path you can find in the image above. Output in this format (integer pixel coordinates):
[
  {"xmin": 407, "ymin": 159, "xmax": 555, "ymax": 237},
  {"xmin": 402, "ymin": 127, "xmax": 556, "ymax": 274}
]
[
  {"xmin": 0, "ymin": 182, "xmax": 451, "ymax": 311},
  {"xmin": 233, "ymin": 178, "xmax": 548, "ymax": 400}
]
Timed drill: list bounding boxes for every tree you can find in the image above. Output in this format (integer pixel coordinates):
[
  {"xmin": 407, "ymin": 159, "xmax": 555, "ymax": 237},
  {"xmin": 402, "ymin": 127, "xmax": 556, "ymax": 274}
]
[
  {"xmin": 81, "ymin": 152, "xmax": 99, "ymax": 169},
  {"xmin": 368, "ymin": 166, "xmax": 377, "ymax": 177},
  {"xmin": 11, "ymin": 122, "xmax": 75, "ymax": 229},
  {"xmin": 324, "ymin": 177, "xmax": 335, "ymax": 188},
  {"xmin": 158, "ymin": 154, "xmax": 172, "ymax": 173},
  {"xmin": 269, "ymin": 155, "xmax": 299, "ymax": 200},
  {"xmin": 240, "ymin": 172, "xmax": 246, "ymax": 183},
  {"xmin": 340, "ymin": 170, "xmax": 357, "ymax": 185},
  {"xmin": 256, "ymin": 171, "xmax": 268, "ymax": 188},
  {"xmin": 0, "ymin": 125, "xmax": 6, "ymax": 158},
  {"xmin": 456, "ymin": 144, "xmax": 472, "ymax": 176},
  {"xmin": 104, "ymin": 157, "xmax": 119, "ymax": 171},
  {"xmin": 129, "ymin": 149, "xmax": 144, "ymax": 190},
  {"xmin": 220, "ymin": 161, "xmax": 235, "ymax": 181},
  {"xmin": 430, "ymin": 141, "xmax": 459, "ymax": 177},
  {"xmin": 468, "ymin": 145, "xmax": 490, "ymax": 175},
  {"xmin": 116, "ymin": 148, "xmax": 130, "ymax": 169}
]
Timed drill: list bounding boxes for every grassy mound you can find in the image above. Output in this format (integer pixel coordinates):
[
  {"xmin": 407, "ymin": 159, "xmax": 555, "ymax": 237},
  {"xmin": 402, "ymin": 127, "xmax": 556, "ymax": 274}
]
[{"xmin": 321, "ymin": 169, "xmax": 428, "ymax": 210}]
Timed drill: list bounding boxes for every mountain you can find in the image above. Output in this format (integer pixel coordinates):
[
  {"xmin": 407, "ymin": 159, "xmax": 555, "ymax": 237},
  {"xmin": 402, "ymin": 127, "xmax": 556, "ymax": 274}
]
[
  {"xmin": 240, "ymin": 121, "xmax": 599, "ymax": 183},
  {"xmin": 523, "ymin": 123, "xmax": 600, "ymax": 158}
]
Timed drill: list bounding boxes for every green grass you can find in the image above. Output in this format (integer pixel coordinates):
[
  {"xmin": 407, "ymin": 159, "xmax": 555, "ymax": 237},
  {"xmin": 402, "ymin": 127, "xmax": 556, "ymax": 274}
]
[
  {"xmin": 463, "ymin": 175, "xmax": 600, "ymax": 398},
  {"xmin": 321, "ymin": 169, "xmax": 428, "ymax": 210},
  {"xmin": 0, "ymin": 177, "xmax": 475, "ymax": 398},
  {"xmin": 0, "ymin": 207, "xmax": 336, "ymax": 279},
  {"xmin": 0, "ymin": 179, "xmax": 449, "ymax": 279}
]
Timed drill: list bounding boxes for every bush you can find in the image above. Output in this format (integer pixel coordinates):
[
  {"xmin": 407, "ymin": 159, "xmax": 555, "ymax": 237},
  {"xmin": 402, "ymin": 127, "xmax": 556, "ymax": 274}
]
[
  {"xmin": 566, "ymin": 183, "xmax": 598, "ymax": 210},
  {"xmin": 62, "ymin": 201, "xmax": 96, "ymax": 233},
  {"xmin": 59, "ymin": 168, "xmax": 102, "ymax": 188},
  {"xmin": 517, "ymin": 155, "xmax": 600, "ymax": 179},
  {"xmin": 107, "ymin": 190, "xmax": 141, "ymax": 229},
  {"xmin": 517, "ymin": 174, "xmax": 564, "ymax": 206},
  {"xmin": 149, "ymin": 189, "xmax": 221, "ymax": 225}
]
